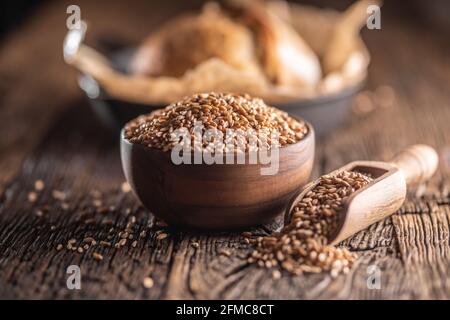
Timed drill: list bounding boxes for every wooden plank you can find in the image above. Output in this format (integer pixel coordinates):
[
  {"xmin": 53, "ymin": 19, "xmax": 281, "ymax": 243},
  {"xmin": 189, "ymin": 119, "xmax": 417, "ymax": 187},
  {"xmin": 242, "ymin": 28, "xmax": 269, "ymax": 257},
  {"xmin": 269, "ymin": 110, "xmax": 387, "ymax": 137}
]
[{"xmin": 1, "ymin": 1, "xmax": 450, "ymax": 299}]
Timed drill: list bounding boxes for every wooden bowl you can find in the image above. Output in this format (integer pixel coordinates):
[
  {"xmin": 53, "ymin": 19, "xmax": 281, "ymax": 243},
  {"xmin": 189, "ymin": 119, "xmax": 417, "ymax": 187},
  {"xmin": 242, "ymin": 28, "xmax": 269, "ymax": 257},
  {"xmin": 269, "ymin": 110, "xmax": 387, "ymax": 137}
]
[{"xmin": 120, "ymin": 123, "xmax": 315, "ymax": 230}]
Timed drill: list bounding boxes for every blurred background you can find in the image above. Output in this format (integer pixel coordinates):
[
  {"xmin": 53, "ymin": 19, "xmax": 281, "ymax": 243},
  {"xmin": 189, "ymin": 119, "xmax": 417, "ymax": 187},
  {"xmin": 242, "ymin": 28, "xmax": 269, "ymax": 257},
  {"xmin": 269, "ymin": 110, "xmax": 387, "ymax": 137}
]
[
  {"xmin": 1, "ymin": 0, "xmax": 449, "ymax": 161},
  {"xmin": 1, "ymin": 0, "xmax": 449, "ymax": 147},
  {"xmin": 2, "ymin": 0, "xmax": 450, "ymax": 38}
]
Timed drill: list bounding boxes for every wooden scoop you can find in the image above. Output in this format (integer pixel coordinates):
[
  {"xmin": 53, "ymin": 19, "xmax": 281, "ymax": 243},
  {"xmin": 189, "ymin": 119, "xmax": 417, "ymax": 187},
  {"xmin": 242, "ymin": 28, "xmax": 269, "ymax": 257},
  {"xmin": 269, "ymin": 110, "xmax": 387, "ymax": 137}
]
[{"xmin": 285, "ymin": 144, "xmax": 438, "ymax": 245}]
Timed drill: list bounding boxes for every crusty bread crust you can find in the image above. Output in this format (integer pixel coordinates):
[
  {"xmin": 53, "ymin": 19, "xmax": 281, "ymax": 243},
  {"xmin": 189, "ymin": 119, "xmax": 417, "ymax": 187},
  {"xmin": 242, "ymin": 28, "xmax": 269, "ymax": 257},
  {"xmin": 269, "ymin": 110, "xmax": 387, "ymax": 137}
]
[
  {"xmin": 130, "ymin": 2, "xmax": 321, "ymax": 89},
  {"xmin": 130, "ymin": 6, "xmax": 262, "ymax": 78}
]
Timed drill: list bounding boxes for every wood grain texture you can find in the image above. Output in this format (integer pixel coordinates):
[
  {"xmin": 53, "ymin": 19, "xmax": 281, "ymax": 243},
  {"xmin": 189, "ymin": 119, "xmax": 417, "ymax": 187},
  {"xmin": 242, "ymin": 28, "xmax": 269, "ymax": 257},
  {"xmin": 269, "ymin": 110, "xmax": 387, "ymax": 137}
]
[{"xmin": 1, "ymin": 0, "xmax": 450, "ymax": 299}]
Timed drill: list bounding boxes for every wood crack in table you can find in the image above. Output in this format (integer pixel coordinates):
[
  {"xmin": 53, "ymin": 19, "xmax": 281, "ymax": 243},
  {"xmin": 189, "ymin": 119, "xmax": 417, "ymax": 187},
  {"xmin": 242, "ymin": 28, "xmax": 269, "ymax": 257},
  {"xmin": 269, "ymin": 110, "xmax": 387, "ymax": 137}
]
[{"xmin": 1, "ymin": 0, "xmax": 450, "ymax": 299}]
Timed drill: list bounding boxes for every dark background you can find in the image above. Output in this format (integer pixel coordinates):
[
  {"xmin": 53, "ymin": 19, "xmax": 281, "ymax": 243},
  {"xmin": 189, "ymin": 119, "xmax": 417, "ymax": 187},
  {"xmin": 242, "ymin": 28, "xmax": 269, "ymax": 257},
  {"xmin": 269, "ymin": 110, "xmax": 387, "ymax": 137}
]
[{"xmin": 1, "ymin": 0, "xmax": 450, "ymax": 40}]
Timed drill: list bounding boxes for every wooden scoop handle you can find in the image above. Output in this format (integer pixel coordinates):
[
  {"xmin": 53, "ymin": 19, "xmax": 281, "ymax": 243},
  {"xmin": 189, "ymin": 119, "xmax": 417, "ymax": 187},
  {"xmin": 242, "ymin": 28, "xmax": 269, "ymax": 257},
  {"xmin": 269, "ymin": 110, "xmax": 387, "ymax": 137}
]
[{"xmin": 389, "ymin": 144, "xmax": 438, "ymax": 188}]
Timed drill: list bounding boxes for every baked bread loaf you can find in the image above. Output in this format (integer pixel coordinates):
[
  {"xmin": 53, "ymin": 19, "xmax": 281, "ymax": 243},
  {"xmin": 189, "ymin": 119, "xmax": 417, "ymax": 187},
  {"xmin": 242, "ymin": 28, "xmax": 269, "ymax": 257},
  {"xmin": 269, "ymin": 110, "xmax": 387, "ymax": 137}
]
[
  {"xmin": 130, "ymin": 2, "xmax": 321, "ymax": 89},
  {"xmin": 227, "ymin": 1, "xmax": 321, "ymax": 88},
  {"xmin": 129, "ymin": 5, "xmax": 263, "ymax": 78},
  {"xmin": 66, "ymin": 0, "xmax": 372, "ymax": 105}
]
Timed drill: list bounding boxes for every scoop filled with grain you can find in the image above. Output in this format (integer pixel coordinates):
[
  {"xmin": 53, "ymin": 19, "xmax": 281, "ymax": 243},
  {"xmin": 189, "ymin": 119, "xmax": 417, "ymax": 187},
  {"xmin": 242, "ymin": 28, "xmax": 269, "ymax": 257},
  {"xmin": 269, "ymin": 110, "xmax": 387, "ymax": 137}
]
[{"xmin": 245, "ymin": 144, "xmax": 438, "ymax": 278}]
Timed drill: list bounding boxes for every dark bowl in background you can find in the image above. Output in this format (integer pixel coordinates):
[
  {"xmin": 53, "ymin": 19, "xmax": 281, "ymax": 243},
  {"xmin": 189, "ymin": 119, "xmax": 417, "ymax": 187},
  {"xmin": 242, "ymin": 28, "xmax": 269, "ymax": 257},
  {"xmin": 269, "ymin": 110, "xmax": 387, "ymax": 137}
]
[
  {"xmin": 78, "ymin": 48, "xmax": 162, "ymax": 132},
  {"xmin": 79, "ymin": 73, "xmax": 158, "ymax": 132},
  {"xmin": 276, "ymin": 82, "xmax": 363, "ymax": 136},
  {"xmin": 78, "ymin": 46, "xmax": 363, "ymax": 136}
]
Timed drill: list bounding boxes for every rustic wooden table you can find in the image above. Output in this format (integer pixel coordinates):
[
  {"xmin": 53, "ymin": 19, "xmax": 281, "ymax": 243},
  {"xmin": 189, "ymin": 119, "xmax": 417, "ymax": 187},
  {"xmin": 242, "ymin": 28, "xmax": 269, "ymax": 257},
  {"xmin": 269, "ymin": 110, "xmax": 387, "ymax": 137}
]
[{"xmin": 1, "ymin": 1, "xmax": 450, "ymax": 299}]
